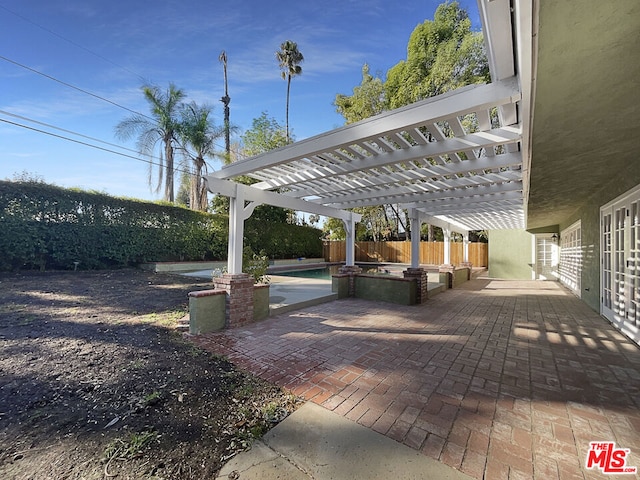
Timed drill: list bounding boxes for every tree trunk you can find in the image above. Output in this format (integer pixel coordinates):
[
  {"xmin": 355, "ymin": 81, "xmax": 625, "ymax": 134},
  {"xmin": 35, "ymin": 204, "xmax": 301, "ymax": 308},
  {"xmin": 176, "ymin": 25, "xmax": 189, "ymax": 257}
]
[
  {"xmin": 193, "ymin": 157, "xmax": 208, "ymax": 211},
  {"xmin": 164, "ymin": 139, "xmax": 174, "ymax": 203},
  {"xmin": 286, "ymin": 75, "xmax": 291, "ymax": 142}
]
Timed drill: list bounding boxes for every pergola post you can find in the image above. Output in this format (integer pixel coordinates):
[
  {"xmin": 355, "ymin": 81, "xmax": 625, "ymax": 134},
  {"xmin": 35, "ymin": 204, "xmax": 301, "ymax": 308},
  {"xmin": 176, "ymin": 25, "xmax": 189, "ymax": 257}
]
[
  {"xmin": 463, "ymin": 232, "xmax": 470, "ymax": 263},
  {"xmin": 439, "ymin": 228, "xmax": 454, "ymax": 289},
  {"xmin": 404, "ymin": 208, "xmax": 428, "ymax": 303},
  {"xmin": 460, "ymin": 232, "xmax": 473, "ymax": 280},
  {"xmin": 343, "ymin": 215, "xmax": 357, "ymax": 267},
  {"xmin": 227, "ymin": 188, "xmax": 245, "ymax": 275},
  {"xmin": 443, "ymin": 228, "xmax": 452, "ymax": 265},
  {"xmin": 214, "ymin": 185, "xmax": 262, "ymax": 328},
  {"xmin": 409, "ymin": 208, "xmax": 421, "ymax": 269},
  {"xmin": 339, "ymin": 214, "xmax": 362, "ymax": 296}
]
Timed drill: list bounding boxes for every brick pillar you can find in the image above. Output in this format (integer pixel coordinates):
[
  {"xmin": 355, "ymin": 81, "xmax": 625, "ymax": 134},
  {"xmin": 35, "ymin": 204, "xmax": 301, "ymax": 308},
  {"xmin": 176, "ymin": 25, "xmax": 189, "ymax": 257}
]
[
  {"xmin": 403, "ymin": 268, "xmax": 428, "ymax": 304},
  {"xmin": 459, "ymin": 262, "xmax": 473, "ymax": 280},
  {"xmin": 439, "ymin": 264, "xmax": 455, "ymax": 289},
  {"xmin": 213, "ymin": 273, "xmax": 254, "ymax": 328},
  {"xmin": 338, "ymin": 265, "xmax": 362, "ymax": 297}
]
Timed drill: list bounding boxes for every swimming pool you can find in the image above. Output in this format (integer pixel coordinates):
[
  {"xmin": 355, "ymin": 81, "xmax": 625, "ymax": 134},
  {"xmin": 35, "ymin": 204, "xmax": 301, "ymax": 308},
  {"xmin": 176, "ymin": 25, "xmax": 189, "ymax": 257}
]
[
  {"xmin": 274, "ymin": 266, "xmax": 341, "ymax": 280},
  {"xmin": 274, "ymin": 265, "xmax": 381, "ymax": 280}
]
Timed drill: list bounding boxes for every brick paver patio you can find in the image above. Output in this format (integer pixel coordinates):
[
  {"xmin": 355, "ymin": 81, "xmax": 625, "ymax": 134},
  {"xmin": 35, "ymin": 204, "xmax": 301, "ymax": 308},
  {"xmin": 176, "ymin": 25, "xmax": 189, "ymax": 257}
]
[{"xmin": 191, "ymin": 278, "xmax": 640, "ymax": 479}]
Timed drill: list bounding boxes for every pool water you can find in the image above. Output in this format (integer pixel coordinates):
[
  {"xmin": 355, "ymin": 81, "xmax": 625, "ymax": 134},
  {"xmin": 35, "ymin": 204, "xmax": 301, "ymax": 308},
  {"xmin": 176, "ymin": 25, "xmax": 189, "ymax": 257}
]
[
  {"xmin": 275, "ymin": 265, "xmax": 380, "ymax": 280},
  {"xmin": 275, "ymin": 266, "xmax": 341, "ymax": 280}
]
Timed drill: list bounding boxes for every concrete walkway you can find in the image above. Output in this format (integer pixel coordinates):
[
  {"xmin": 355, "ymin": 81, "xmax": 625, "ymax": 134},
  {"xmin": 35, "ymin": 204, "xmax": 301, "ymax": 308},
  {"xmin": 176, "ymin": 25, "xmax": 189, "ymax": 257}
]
[
  {"xmin": 216, "ymin": 402, "xmax": 472, "ymax": 480},
  {"xmin": 193, "ymin": 278, "xmax": 640, "ymax": 479}
]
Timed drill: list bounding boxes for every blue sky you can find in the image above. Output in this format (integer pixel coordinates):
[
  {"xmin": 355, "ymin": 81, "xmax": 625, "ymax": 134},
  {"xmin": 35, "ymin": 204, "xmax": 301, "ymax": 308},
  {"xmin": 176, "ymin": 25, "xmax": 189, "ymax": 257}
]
[{"xmin": 0, "ymin": 0, "xmax": 481, "ymax": 200}]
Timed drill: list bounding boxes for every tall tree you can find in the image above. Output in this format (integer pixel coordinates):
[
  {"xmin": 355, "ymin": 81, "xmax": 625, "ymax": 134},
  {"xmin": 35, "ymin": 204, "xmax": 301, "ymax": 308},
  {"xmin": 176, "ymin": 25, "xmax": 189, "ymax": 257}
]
[
  {"xmin": 115, "ymin": 83, "xmax": 185, "ymax": 202},
  {"xmin": 334, "ymin": 64, "xmax": 386, "ymax": 124},
  {"xmin": 275, "ymin": 40, "xmax": 303, "ymax": 142},
  {"xmin": 241, "ymin": 111, "xmax": 289, "ymax": 156},
  {"xmin": 385, "ymin": 1, "xmax": 489, "ymax": 109},
  {"xmin": 177, "ymin": 102, "xmax": 224, "ymax": 211}
]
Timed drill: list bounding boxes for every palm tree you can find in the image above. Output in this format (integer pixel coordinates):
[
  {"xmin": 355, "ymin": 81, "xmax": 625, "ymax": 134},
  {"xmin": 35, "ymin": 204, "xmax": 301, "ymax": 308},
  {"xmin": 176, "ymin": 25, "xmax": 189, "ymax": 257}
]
[
  {"xmin": 115, "ymin": 83, "xmax": 185, "ymax": 202},
  {"xmin": 275, "ymin": 40, "xmax": 303, "ymax": 143},
  {"xmin": 178, "ymin": 102, "xmax": 224, "ymax": 211}
]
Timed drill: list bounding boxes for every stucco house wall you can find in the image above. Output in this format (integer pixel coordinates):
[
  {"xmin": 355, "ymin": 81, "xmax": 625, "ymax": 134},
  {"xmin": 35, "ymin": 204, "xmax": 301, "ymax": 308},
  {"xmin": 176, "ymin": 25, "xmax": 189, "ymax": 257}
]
[{"xmin": 487, "ymin": 229, "xmax": 533, "ymax": 280}]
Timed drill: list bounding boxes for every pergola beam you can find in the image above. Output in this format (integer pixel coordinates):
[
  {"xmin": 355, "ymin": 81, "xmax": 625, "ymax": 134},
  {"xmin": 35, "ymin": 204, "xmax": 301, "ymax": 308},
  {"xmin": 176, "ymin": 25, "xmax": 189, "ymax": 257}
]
[
  {"xmin": 204, "ymin": 176, "xmax": 362, "ymax": 223},
  {"xmin": 211, "ymin": 77, "xmax": 521, "ymax": 181},
  {"xmin": 414, "ymin": 212, "xmax": 472, "ymax": 235},
  {"xmin": 324, "ymin": 181, "xmax": 523, "ymax": 209},
  {"xmin": 252, "ymin": 128, "xmax": 521, "ymax": 191},
  {"xmin": 282, "ymin": 161, "xmax": 522, "ymax": 200}
]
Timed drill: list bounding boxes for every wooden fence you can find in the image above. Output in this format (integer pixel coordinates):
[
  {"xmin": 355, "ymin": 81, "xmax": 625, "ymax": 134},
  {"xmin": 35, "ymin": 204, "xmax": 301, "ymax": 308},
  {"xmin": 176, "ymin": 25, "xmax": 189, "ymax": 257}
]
[{"xmin": 323, "ymin": 241, "xmax": 488, "ymax": 267}]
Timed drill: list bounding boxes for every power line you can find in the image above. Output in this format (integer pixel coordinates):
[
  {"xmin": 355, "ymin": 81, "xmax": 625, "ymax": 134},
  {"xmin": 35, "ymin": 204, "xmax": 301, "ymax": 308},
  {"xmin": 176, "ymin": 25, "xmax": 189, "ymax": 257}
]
[
  {"xmin": 0, "ymin": 54, "xmax": 153, "ymax": 121},
  {"xmin": 0, "ymin": 53, "xmax": 245, "ymax": 159},
  {"xmin": 0, "ymin": 3, "xmax": 247, "ymax": 158},
  {"xmin": 0, "ymin": 6, "xmax": 247, "ymax": 160},
  {"xmin": 0, "ymin": 110, "xmax": 228, "ymax": 178},
  {"xmin": 0, "ymin": 109, "xmax": 141, "ymax": 156},
  {"xmin": 0, "ymin": 116, "xmax": 196, "ymax": 178},
  {"xmin": 0, "ymin": 3, "xmax": 146, "ymax": 83}
]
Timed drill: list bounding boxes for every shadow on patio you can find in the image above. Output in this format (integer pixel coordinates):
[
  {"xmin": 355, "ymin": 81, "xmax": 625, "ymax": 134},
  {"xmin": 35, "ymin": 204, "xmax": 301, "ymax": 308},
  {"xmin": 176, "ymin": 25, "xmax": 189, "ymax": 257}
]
[{"xmin": 190, "ymin": 278, "xmax": 640, "ymax": 479}]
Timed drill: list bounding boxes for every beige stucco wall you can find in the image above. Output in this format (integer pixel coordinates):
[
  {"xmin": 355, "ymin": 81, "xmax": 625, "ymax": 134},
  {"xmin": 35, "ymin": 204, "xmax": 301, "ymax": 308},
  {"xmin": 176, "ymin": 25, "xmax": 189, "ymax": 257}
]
[{"xmin": 488, "ymin": 229, "xmax": 533, "ymax": 280}]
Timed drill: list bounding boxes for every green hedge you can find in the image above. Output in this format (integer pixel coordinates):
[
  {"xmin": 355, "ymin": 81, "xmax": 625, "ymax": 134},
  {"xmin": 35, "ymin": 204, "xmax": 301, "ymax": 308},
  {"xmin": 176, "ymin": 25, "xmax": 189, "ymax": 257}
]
[
  {"xmin": 244, "ymin": 221, "xmax": 323, "ymax": 260},
  {"xmin": 0, "ymin": 181, "xmax": 322, "ymax": 271}
]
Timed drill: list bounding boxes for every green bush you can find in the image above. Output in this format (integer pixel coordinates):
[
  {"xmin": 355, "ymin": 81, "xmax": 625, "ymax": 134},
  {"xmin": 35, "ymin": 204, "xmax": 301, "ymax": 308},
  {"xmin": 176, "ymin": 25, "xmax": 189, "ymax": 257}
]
[
  {"xmin": 244, "ymin": 221, "xmax": 323, "ymax": 259},
  {"xmin": 0, "ymin": 181, "xmax": 322, "ymax": 271}
]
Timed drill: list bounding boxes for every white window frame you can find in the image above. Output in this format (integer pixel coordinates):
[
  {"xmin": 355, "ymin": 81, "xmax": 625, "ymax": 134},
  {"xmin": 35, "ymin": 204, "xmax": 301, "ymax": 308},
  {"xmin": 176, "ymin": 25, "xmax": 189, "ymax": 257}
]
[
  {"xmin": 559, "ymin": 220, "xmax": 582, "ymax": 296},
  {"xmin": 600, "ymin": 183, "xmax": 640, "ymax": 345}
]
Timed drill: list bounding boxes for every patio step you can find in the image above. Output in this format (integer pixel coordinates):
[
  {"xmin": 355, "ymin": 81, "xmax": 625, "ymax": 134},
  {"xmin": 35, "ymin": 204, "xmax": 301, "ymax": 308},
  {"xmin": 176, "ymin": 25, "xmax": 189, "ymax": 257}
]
[
  {"xmin": 270, "ymin": 293, "xmax": 339, "ymax": 316},
  {"xmin": 427, "ymin": 282, "xmax": 446, "ymax": 299}
]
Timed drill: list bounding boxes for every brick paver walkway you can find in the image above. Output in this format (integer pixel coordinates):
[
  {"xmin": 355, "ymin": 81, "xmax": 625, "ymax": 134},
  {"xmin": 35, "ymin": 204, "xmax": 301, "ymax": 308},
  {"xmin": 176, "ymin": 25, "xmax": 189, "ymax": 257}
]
[{"xmin": 191, "ymin": 278, "xmax": 640, "ymax": 479}]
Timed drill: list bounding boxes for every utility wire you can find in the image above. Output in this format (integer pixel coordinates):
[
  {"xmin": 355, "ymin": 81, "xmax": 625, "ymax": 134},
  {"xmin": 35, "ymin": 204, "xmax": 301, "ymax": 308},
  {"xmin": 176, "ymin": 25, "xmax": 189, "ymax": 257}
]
[
  {"xmin": 0, "ymin": 54, "xmax": 153, "ymax": 121},
  {"xmin": 0, "ymin": 3, "xmax": 146, "ymax": 83},
  {"xmin": 0, "ymin": 53, "xmax": 244, "ymax": 159},
  {"xmin": 0, "ymin": 116, "xmax": 194, "ymax": 178},
  {"xmin": 0, "ymin": 109, "xmax": 141, "ymax": 156},
  {"xmin": 0, "ymin": 6, "xmax": 245, "ymax": 160},
  {"xmin": 0, "ymin": 110, "xmax": 225, "ymax": 178}
]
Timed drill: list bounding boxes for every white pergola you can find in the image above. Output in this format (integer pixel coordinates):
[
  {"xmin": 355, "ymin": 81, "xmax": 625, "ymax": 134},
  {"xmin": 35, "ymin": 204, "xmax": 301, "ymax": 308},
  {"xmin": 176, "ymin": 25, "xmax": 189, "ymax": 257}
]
[{"xmin": 205, "ymin": 0, "xmax": 532, "ymax": 274}]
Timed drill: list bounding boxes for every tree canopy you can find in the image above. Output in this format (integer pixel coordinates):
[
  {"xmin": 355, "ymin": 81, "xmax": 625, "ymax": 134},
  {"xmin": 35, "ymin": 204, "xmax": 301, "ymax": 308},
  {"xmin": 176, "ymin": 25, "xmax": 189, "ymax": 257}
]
[
  {"xmin": 210, "ymin": 112, "xmax": 290, "ymax": 223},
  {"xmin": 385, "ymin": 1, "xmax": 489, "ymax": 108},
  {"xmin": 333, "ymin": 64, "xmax": 386, "ymax": 125},
  {"xmin": 334, "ymin": 1, "xmax": 489, "ymax": 119},
  {"xmin": 240, "ymin": 112, "xmax": 290, "ymax": 157},
  {"xmin": 177, "ymin": 102, "xmax": 224, "ymax": 211}
]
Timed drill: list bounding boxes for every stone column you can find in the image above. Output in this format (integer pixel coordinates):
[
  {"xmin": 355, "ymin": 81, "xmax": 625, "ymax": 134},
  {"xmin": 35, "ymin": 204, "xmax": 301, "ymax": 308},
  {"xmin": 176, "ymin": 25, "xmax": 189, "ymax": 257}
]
[
  {"xmin": 403, "ymin": 268, "xmax": 428, "ymax": 304},
  {"xmin": 213, "ymin": 273, "xmax": 254, "ymax": 328},
  {"xmin": 338, "ymin": 265, "xmax": 362, "ymax": 297}
]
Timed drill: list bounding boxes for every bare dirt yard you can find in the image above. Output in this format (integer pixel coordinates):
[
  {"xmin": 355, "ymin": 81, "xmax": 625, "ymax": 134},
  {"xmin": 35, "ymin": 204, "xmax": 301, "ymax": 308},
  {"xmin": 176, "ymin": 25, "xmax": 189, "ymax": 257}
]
[{"xmin": 0, "ymin": 269, "xmax": 299, "ymax": 480}]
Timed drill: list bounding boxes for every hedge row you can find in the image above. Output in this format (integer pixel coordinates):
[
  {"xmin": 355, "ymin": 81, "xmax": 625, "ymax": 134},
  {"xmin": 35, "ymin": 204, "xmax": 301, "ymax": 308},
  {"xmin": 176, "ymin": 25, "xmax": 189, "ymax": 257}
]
[{"xmin": 0, "ymin": 181, "xmax": 322, "ymax": 271}]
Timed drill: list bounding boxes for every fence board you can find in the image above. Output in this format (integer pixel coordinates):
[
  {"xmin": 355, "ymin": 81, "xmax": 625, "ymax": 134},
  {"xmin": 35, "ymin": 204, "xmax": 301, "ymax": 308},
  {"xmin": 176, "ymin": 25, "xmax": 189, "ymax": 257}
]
[{"xmin": 323, "ymin": 241, "xmax": 488, "ymax": 267}]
